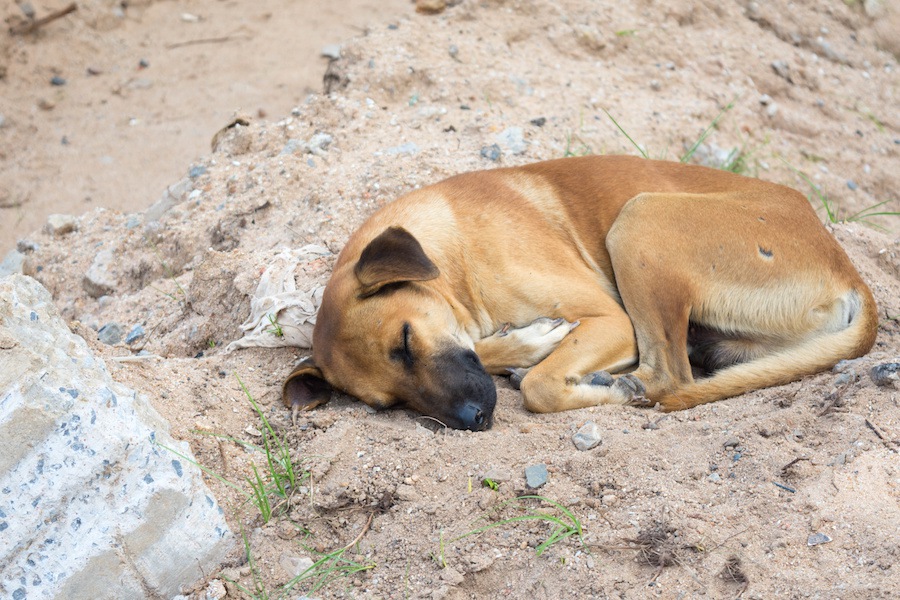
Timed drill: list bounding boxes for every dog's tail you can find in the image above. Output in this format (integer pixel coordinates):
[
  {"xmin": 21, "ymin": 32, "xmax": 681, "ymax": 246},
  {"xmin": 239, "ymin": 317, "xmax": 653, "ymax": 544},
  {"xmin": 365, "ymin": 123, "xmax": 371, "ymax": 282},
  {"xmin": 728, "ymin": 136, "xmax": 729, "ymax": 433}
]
[{"xmin": 656, "ymin": 286, "xmax": 878, "ymax": 411}]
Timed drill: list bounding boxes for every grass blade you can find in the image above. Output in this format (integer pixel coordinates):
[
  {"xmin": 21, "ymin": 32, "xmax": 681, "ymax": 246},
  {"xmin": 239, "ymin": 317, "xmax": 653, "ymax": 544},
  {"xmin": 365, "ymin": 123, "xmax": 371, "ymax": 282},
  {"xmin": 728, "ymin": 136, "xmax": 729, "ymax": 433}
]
[{"xmin": 602, "ymin": 109, "xmax": 648, "ymax": 159}]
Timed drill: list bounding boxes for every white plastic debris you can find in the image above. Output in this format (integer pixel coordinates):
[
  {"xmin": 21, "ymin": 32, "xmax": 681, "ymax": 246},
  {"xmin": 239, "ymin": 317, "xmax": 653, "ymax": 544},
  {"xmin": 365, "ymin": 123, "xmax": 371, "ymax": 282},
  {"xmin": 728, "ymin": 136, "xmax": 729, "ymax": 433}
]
[{"xmin": 226, "ymin": 244, "xmax": 330, "ymax": 351}]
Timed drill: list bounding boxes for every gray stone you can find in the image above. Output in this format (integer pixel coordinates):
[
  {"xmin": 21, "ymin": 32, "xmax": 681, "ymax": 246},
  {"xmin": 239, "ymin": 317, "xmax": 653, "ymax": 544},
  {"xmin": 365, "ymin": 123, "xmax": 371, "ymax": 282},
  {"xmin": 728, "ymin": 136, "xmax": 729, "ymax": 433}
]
[
  {"xmin": 0, "ymin": 275, "xmax": 232, "ymax": 599},
  {"xmin": 44, "ymin": 213, "xmax": 78, "ymax": 236},
  {"xmin": 496, "ymin": 127, "xmax": 527, "ymax": 155},
  {"xmin": 307, "ymin": 133, "xmax": 333, "ymax": 156},
  {"xmin": 483, "ymin": 467, "xmax": 512, "ymax": 483},
  {"xmin": 98, "ymin": 322, "xmax": 123, "ymax": 345},
  {"xmin": 321, "ymin": 44, "xmax": 342, "ymax": 60},
  {"xmin": 572, "ymin": 421, "xmax": 602, "ymax": 451},
  {"xmin": 189, "ymin": 165, "xmax": 208, "ymax": 179},
  {"xmin": 480, "ymin": 144, "xmax": 501, "ymax": 161},
  {"xmin": 83, "ymin": 249, "xmax": 118, "ymax": 298},
  {"xmin": 145, "ymin": 178, "xmax": 193, "ymax": 223},
  {"xmin": 807, "ymin": 532, "xmax": 832, "ymax": 546},
  {"xmin": 385, "ymin": 141, "xmax": 419, "ymax": 156},
  {"xmin": 125, "ymin": 214, "xmax": 142, "ymax": 229},
  {"xmin": 864, "ymin": 0, "xmax": 886, "ymax": 17},
  {"xmin": 870, "ymin": 362, "xmax": 900, "ymax": 387},
  {"xmin": 125, "ymin": 324, "xmax": 145, "ymax": 344},
  {"xmin": 281, "ymin": 138, "xmax": 305, "ymax": 155},
  {"xmin": 0, "ymin": 250, "xmax": 26, "ymax": 278},
  {"xmin": 279, "ymin": 551, "xmax": 314, "ymax": 577},
  {"xmin": 524, "ymin": 463, "xmax": 549, "ymax": 489}
]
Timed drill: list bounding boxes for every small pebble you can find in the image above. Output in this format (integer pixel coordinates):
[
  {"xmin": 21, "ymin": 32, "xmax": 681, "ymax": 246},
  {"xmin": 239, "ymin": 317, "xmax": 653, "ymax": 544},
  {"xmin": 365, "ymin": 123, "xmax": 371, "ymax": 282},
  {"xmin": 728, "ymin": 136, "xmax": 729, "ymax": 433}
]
[
  {"xmin": 321, "ymin": 44, "xmax": 341, "ymax": 60},
  {"xmin": 98, "ymin": 323, "xmax": 123, "ymax": 345},
  {"xmin": 708, "ymin": 473, "xmax": 722, "ymax": 483},
  {"xmin": 125, "ymin": 324, "xmax": 145, "ymax": 344},
  {"xmin": 834, "ymin": 371, "xmax": 854, "ymax": 386},
  {"xmin": 448, "ymin": 45, "xmax": 459, "ymax": 59},
  {"xmin": 139, "ymin": 58, "xmax": 150, "ymax": 69},
  {"xmin": 189, "ymin": 165, "xmax": 207, "ymax": 178},
  {"xmin": 807, "ymin": 532, "xmax": 832, "ymax": 546},
  {"xmin": 870, "ymin": 362, "xmax": 900, "ymax": 387},
  {"xmin": 723, "ymin": 436, "xmax": 740, "ymax": 449},
  {"xmin": 846, "ymin": 180, "xmax": 858, "ymax": 191},
  {"xmin": 385, "ymin": 142, "xmax": 419, "ymax": 156},
  {"xmin": 480, "ymin": 144, "xmax": 501, "ymax": 161},
  {"xmin": 496, "ymin": 127, "xmax": 527, "ymax": 155},
  {"xmin": 50, "ymin": 76, "xmax": 66, "ymax": 86},
  {"xmin": 572, "ymin": 421, "xmax": 602, "ymax": 451},
  {"xmin": 524, "ymin": 463, "xmax": 549, "ymax": 489},
  {"xmin": 44, "ymin": 214, "xmax": 77, "ymax": 236},
  {"xmin": 530, "ymin": 117, "xmax": 546, "ymax": 127}
]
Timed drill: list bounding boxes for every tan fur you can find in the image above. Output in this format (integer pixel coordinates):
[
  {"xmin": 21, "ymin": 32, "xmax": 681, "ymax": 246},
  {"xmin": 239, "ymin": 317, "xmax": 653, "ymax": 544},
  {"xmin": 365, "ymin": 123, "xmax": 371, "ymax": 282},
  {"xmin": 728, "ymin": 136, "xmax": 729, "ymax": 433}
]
[{"xmin": 283, "ymin": 155, "xmax": 877, "ymax": 426}]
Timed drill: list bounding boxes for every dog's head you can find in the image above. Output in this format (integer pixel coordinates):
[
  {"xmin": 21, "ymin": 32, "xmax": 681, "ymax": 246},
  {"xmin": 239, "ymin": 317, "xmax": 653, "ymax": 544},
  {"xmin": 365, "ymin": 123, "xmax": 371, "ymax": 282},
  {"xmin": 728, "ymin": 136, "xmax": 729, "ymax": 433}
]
[{"xmin": 283, "ymin": 226, "xmax": 496, "ymax": 430}]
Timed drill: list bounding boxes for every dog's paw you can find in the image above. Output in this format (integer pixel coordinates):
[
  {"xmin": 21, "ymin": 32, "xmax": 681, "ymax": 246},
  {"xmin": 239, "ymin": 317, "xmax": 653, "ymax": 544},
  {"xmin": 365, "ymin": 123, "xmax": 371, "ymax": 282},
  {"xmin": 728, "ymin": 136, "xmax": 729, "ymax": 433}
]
[
  {"xmin": 487, "ymin": 317, "xmax": 578, "ymax": 366},
  {"xmin": 614, "ymin": 373, "xmax": 646, "ymax": 399},
  {"xmin": 513, "ymin": 317, "xmax": 578, "ymax": 347},
  {"xmin": 507, "ymin": 367, "xmax": 530, "ymax": 390},
  {"xmin": 581, "ymin": 371, "xmax": 648, "ymax": 403},
  {"xmin": 580, "ymin": 370, "xmax": 615, "ymax": 387}
]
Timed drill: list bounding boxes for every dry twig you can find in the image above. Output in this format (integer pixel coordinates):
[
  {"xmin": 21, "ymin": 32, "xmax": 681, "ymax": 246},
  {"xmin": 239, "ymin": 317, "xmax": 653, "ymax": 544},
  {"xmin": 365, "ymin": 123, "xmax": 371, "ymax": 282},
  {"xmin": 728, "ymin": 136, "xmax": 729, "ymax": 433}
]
[{"xmin": 10, "ymin": 2, "xmax": 76, "ymax": 35}]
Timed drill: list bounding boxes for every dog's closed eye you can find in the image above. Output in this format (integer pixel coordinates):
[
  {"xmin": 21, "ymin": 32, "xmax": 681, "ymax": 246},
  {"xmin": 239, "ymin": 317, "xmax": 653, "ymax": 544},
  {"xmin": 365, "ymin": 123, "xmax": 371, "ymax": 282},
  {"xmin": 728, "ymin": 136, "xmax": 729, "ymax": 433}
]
[{"xmin": 390, "ymin": 322, "xmax": 415, "ymax": 368}]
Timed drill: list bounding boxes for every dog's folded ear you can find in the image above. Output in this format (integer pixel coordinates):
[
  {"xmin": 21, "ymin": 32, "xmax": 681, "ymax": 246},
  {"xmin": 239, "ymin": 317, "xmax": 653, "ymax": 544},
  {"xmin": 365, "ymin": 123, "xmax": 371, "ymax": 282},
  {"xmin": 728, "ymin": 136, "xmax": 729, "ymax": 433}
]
[
  {"xmin": 354, "ymin": 226, "xmax": 440, "ymax": 296},
  {"xmin": 282, "ymin": 357, "xmax": 333, "ymax": 419}
]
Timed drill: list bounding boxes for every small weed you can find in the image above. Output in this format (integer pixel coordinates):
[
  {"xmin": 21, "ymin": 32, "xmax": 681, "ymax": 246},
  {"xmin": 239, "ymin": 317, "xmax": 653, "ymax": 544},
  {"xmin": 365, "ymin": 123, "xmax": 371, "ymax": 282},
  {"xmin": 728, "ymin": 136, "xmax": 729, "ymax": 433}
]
[
  {"xmin": 146, "ymin": 238, "xmax": 188, "ymax": 301},
  {"xmin": 782, "ymin": 158, "xmax": 899, "ymax": 230},
  {"xmin": 207, "ymin": 339, "xmax": 217, "ymax": 348},
  {"xmin": 602, "ymin": 98, "xmax": 738, "ymax": 165},
  {"xmin": 225, "ymin": 526, "xmax": 270, "ymax": 600},
  {"xmin": 236, "ymin": 373, "xmax": 306, "ymax": 520},
  {"xmin": 680, "ymin": 98, "xmax": 737, "ymax": 164},
  {"xmin": 615, "ymin": 29, "xmax": 637, "ymax": 37},
  {"xmin": 284, "ymin": 546, "xmax": 375, "ymax": 596},
  {"xmin": 563, "ymin": 132, "xmax": 592, "ymax": 157},
  {"xmin": 482, "ymin": 477, "xmax": 499, "ymax": 491},
  {"xmin": 711, "ymin": 136, "xmax": 766, "ymax": 177},
  {"xmin": 266, "ymin": 313, "xmax": 284, "ymax": 337},
  {"xmin": 431, "ymin": 530, "xmax": 448, "ymax": 568},
  {"xmin": 453, "ymin": 495, "xmax": 584, "ymax": 557},
  {"xmin": 602, "ymin": 108, "xmax": 648, "ymax": 159}
]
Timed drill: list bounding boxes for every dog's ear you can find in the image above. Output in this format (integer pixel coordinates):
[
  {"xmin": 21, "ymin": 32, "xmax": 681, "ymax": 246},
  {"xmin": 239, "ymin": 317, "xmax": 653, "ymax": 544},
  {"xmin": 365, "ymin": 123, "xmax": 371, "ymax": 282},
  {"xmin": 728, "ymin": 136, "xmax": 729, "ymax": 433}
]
[
  {"xmin": 282, "ymin": 357, "xmax": 333, "ymax": 421},
  {"xmin": 354, "ymin": 226, "xmax": 440, "ymax": 296}
]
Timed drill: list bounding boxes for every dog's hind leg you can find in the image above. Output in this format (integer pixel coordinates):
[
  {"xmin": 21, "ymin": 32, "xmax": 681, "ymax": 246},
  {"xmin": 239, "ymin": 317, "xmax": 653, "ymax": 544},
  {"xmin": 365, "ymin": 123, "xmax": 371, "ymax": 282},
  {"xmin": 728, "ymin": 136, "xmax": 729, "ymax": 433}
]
[{"xmin": 605, "ymin": 191, "xmax": 878, "ymax": 411}]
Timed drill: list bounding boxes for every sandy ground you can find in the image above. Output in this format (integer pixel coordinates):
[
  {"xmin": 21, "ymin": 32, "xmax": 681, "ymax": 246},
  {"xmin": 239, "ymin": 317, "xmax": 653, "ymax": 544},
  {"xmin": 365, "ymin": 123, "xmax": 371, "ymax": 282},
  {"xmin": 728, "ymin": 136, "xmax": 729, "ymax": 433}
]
[
  {"xmin": 5, "ymin": 0, "xmax": 900, "ymax": 598},
  {"xmin": 0, "ymin": 0, "xmax": 410, "ymax": 252}
]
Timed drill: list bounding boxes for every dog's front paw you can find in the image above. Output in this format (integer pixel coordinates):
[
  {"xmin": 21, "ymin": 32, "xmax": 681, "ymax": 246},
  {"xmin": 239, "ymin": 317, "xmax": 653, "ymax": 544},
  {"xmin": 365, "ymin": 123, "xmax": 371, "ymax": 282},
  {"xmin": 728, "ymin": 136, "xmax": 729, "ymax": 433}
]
[
  {"xmin": 507, "ymin": 367, "xmax": 530, "ymax": 390},
  {"xmin": 488, "ymin": 317, "xmax": 578, "ymax": 367}
]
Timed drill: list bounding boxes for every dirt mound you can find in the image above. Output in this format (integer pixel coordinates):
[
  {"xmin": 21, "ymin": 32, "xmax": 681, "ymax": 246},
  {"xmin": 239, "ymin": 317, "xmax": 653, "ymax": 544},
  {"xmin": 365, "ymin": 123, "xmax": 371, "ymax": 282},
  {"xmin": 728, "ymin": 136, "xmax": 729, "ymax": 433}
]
[{"xmin": 12, "ymin": 0, "xmax": 900, "ymax": 598}]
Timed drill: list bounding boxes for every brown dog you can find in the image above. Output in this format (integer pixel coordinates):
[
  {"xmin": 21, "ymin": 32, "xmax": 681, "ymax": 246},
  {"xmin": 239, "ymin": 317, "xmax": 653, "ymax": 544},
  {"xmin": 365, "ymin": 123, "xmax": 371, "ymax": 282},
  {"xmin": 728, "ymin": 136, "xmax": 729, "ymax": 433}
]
[{"xmin": 282, "ymin": 155, "xmax": 877, "ymax": 430}]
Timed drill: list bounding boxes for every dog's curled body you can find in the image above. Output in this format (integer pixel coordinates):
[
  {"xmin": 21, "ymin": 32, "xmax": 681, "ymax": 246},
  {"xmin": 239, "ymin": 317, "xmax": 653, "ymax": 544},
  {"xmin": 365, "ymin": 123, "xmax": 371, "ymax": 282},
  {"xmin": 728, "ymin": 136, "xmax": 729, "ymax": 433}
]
[{"xmin": 283, "ymin": 155, "xmax": 877, "ymax": 429}]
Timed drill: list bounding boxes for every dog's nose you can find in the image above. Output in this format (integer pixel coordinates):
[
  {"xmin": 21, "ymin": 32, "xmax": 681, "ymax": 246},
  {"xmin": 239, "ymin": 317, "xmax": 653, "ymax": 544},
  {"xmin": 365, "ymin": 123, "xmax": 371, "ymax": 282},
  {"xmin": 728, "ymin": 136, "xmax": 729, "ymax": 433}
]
[{"xmin": 457, "ymin": 403, "xmax": 489, "ymax": 430}]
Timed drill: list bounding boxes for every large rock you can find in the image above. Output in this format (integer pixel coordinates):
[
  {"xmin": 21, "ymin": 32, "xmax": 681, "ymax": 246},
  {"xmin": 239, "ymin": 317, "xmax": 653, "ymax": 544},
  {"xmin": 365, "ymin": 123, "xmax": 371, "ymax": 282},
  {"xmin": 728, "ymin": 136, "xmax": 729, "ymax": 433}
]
[{"xmin": 0, "ymin": 275, "xmax": 233, "ymax": 599}]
